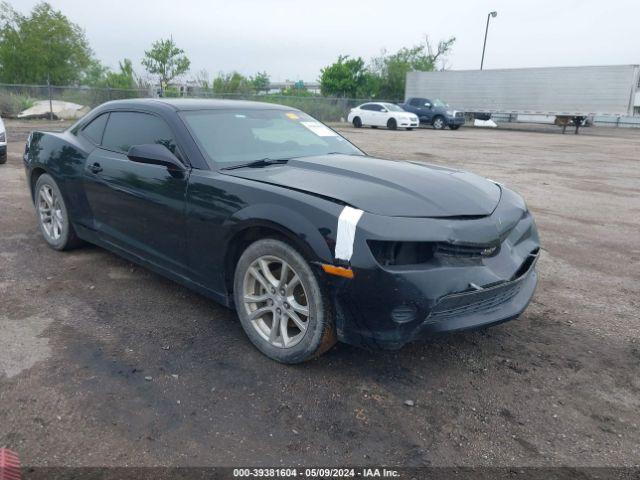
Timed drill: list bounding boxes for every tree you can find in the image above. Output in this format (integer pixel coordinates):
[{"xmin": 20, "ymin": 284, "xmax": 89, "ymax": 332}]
[
  {"xmin": 0, "ymin": 1, "xmax": 92, "ymax": 84},
  {"xmin": 83, "ymin": 58, "xmax": 137, "ymax": 90},
  {"xmin": 319, "ymin": 55, "xmax": 367, "ymax": 98},
  {"xmin": 250, "ymin": 71, "xmax": 270, "ymax": 92},
  {"xmin": 82, "ymin": 58, "xmax": 110, "ymax": 87},
  {"xmin": 192, "ymin": 69, "xmax": 210, "ymax": 90},
  {"xmin": 141, "ymin": 37, "xmax": 190, "ymax": 94},
  {"xmin": 104, "ymin": 59, "xmax": 136, "ymax": 89},
  {"xmin": 212, "ymin": 72, "xmax": 252, "ymax": 94},
  {"xmin": 369, "ymin": 37, "xmax": 455, "ymax": 100}
]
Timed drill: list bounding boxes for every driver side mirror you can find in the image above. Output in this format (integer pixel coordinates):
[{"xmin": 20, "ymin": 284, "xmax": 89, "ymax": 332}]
[
  {"xmin": 424, "ymin": 103, "xmax": 432, "ymax": 109},
  {"xmin": 127, "ymin": 144, "xmax": 185, "ymax": 171},
  {"xmin": 380, "ymin": 108, "xmax": 388, "ymax": 113}
]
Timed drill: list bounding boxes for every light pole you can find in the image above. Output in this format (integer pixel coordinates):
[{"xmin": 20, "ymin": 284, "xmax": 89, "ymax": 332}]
[{"xmin": 480, "ymin": 11, "xmax": 498, "ymax": 70}]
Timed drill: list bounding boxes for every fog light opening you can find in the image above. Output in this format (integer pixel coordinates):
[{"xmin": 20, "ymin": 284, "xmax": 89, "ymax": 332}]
[{"xmin": 391, "ymin": 305, "xmax": 417, "ymax": 324}]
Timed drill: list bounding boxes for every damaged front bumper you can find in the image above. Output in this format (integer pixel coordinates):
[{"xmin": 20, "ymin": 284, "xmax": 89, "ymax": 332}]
[{"xmin": 327, "ymin": 187, "xmax": 540, "ymax": 349}]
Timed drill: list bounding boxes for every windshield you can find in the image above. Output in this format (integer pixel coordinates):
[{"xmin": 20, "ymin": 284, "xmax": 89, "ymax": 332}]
[
  {"xmin": 383, "ymin": 103, "xmax": 405, "ymax": 112},
  {"xmin": 181, "ymin": 109, "xmax": 363, "ymax": 167},
  {"xmin": 432, "ymin": 99, "xmax": 448, "ymax": 108}
]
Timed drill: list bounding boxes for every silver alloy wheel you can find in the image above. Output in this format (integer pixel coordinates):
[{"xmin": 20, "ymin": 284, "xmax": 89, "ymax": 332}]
[
  {"xmin": 37, "ymin": 184, "xmax": 64, "ymax": 241},
  {"xmin": 242, "ymin": 255, "xmax": 310, "ymax": 348},
  {"xmin": 433, "ymin": 117, "xmax": 444, "ymax": 129}
]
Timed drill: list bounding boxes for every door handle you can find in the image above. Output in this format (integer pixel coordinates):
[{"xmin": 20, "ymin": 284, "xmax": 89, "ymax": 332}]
[{"xmin": 90, "ymin": 162, "xmax": 103, "ymax": 174}]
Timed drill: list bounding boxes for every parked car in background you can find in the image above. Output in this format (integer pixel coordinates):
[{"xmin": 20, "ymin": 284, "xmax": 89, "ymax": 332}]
[
  {"xmin": 348, "ymin": 102, "xmax": 418, "ymax": 130},
  {"xmin": 24, "ymin": 99, "xmax": 539, "ymax": 364},
  {"xmin": 399, "ymin": 97, "xmax": 465, "ymax": 130},
  {"xmin": 0, "ymin": 115, "xmax": 7, "ymax": 164}
]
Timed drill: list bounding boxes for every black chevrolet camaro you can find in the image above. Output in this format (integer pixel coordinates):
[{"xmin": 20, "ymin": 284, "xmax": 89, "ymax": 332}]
[{"xmin": 23, "ymin": 99, "xmax": 540, "ymax": 363}]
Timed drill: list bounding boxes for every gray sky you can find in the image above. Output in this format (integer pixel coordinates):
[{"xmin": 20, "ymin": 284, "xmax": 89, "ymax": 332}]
[{"xmin": 12, "ymin": 0, "xmax": 640, "ymax": 82}]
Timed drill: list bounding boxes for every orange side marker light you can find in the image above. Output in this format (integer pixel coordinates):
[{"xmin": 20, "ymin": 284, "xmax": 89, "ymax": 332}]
[{"xmin": 322, "ymin": 264, "xmax": 354, "ymax": 279}]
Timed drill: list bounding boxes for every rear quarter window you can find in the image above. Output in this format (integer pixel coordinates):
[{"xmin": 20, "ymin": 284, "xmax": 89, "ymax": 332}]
[{"xmin": 81, "ymin": 113, "xmax": 109, "ymax": 144}]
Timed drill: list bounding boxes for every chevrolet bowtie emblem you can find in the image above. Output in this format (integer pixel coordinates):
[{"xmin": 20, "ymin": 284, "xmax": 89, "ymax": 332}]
[{"xmin": 481, "ymin": 246, "xmax": 498, "ymax": 256}]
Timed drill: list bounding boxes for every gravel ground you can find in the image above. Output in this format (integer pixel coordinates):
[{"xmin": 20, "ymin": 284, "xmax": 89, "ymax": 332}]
[{"xmin": 0, "ymin": 119, "xmax": 639, "ymax": 468}]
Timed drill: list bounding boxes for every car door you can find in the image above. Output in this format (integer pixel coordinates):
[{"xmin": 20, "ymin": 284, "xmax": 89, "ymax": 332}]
[
  {"xmin": 82, "ymin": 111, "xmax": 190, "ymax": 274},
  {"xmin": 359, "ymin": 104, "xmax": 374, "ymax": 125},
  {"xmin": 369, "ymin": 104, "xmax": 386, "ymax": 126},
  {"xmin": 413, "ymin": 98, "xmax": 433, "ymax": 122}
]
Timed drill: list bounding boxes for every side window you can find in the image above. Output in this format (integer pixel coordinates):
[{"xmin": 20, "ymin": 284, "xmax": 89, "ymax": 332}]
[
  {"xmin": 82, "ymin": 113, "xmax": 109, "ymax": 144},
  {"xmin": 371, "ymin": 104, "xmax": 383, "ymax": 112},
  {"xmin": 101, "ymin": 111, "xmax": 179, "ymax": 156},
  {"xmin": 409, "ymin": 98, "xmax": 421, "ymax": 106},
  {"xmin": 360, "ymin": 104, "xmax": 373, "ymax": 111}
]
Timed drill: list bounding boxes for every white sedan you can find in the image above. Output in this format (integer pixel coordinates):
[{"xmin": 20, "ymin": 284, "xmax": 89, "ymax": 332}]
[{"xmin": 347, "ymin": 102, "xmax": 418, "ymax": 130}]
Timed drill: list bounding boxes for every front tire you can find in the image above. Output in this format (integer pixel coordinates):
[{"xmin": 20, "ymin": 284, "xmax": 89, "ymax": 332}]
[
  {"xmin": 34, "ymin": 173, "xmax": 82, "ymax": 250},
  {"xmin": 387, "ymin": 118, "xmax": 398, "ymax": 130},
  {"xmin": 432, "ymin": 116, "xmax": 446, "ymax": 130},
  {"xmin": 233, "ymin": 238, "xmax": 336, "ymax": 364},
  {"xmin": 352, "ymin": 117, "xmax": 362, "ymax": 128}
]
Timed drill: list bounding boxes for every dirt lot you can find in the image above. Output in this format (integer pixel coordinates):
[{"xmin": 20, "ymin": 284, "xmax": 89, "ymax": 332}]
[{"xmin": 1, "ymin": 120, "xmax": 639, "ymax": 468}]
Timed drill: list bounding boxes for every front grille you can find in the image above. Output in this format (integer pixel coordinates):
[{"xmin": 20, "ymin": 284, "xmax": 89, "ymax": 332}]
[
  {"xmin": 434, "ymin": 242, "xmax": 499, "ymax": 258},
  {"xmin": 427, "ymin": 281, "xmax": 522, "ymax": 320},
  {"xmin": 426, "ymin": 249, "xmax": 539, "ymax": 321}
]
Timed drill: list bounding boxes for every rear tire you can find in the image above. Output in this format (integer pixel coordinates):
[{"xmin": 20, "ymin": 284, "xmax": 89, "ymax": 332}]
[
  {"xmin": 34, "ymin": 173, "xmax": 82, "ymax": 251},
  {"xmin": 432, "ymin": 116, "xmax": 446, "ymax": 130},
  {"xmin": 387, "ymin": 118, "xmax": 398, "ymax": 130},
  {"xmin": 0, "ymin": 150, "xmax": 6, "ymax": 165},
  {"xmin": 406, "ymin": 128, "xmax": 413, "ymax": 131},
  {"xmin": 352, "ymin": 117, "xmax": 362, "ymax": 128},
  {"xmin": 233, "ymin": 238, "xmax": 337, "ymax": 364}
]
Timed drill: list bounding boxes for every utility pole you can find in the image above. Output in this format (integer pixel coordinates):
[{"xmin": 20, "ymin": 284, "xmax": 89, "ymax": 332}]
[{"xmin": 480, "ymin": 11, "xmax": 498, "ymax": 70}]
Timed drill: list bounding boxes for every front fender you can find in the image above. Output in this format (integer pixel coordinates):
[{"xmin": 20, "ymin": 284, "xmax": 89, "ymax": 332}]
[{"xmin": 226, "ymin": 202, "xmax": 336, "ymax": 264}]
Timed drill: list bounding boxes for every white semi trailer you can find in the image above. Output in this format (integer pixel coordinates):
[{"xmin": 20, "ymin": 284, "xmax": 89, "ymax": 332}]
[{"xmin": 405, "ymin": 65, "xmax": 640, "ymax": 133}]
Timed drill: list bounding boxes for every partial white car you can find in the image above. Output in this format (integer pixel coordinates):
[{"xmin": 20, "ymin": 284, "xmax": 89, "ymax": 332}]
[
  {"xmin": 0, "ymin": 115, "xmax": 6, "ymax": 164},
  {"xmin": 347, "ymin": 102, "xmax": 418, "ymax": 130}
]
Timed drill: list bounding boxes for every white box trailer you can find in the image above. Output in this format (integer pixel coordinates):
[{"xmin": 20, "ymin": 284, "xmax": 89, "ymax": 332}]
[{"xmin": 405, "ymin": 65, "xmax": 640, "ymax": 133}]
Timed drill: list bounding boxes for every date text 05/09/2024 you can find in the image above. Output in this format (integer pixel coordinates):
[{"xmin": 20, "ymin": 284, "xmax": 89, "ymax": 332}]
[{"xmin": 232, "ymin": 467, "xmax": 401, "ymax": 478}]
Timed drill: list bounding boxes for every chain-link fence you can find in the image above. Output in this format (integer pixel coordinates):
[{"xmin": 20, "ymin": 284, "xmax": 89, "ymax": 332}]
[
  {"xmin": 2, "ymin": 83, "xmax": 638, "ymax": 127},
  {"xmin": 0, "ymin": 83, "xmax": 382, "ymax": 123},
  {"xmin": 0, "ymin": 83, "xmax": 150, "ymax": 117}
]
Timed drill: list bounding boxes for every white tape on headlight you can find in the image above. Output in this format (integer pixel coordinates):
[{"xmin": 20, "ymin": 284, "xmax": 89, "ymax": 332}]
[{"xmin": 335, "ymin": 206, "xmax": 364, "ymax": 262}]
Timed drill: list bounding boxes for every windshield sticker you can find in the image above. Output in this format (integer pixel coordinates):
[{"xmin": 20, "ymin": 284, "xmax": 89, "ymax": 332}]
[
  {"xmin": 300, "ymin": 121, "xmax": 338, "ymax": 137},
  {"xmin": 285, "ymin": 112, "xmax": 300, "ymax": 119}
]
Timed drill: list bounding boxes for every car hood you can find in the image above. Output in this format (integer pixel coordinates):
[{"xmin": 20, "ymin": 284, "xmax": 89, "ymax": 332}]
[{"xmin": 221, "ymin": 154, "xmax": 501, "ymax": 218}]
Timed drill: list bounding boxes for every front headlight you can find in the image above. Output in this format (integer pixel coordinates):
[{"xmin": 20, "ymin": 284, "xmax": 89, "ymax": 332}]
[{"xmin": 446, "ymin": 110, "xmax": 454, "ymax": 116}]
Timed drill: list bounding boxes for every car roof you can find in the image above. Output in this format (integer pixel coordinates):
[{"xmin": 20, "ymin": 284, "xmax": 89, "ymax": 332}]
[{"xmin": 100, "ymin": 98, "xmax": 296, "ymax": 112}]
